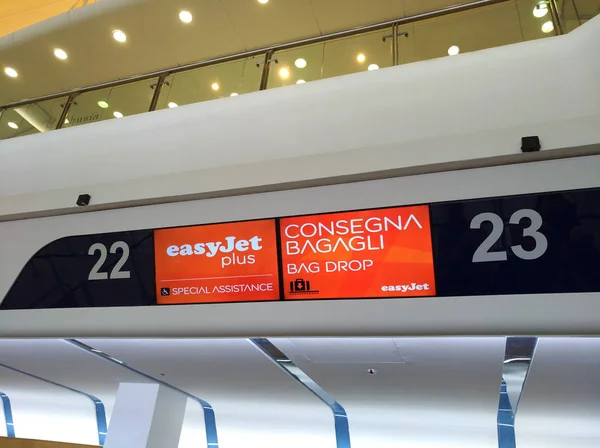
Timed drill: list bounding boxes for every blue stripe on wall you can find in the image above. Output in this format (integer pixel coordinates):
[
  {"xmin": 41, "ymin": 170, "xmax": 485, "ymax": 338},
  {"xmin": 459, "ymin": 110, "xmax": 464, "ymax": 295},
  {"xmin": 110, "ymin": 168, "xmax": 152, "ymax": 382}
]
[
  {"xmin": 0, "ymin": 392, "xmax": 15, "ymax": 437},
  {"xmin": 497, "ymin": 379, "xmax": 516, "ymax": 448},
  {"xmin": 0, "ymin": 363, "xmax": 107, "ymax": 445}
]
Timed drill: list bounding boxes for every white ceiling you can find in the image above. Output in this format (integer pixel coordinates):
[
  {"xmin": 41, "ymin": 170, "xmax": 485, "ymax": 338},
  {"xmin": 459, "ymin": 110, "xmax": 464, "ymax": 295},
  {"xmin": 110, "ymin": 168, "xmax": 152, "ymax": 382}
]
[
  {"xmin": 0, "ymin": 337, "xmax": 599, "ymax": 448},
  {"xmin": 0, "ymin": 0, "xmax": 471, "ymax": 105}
]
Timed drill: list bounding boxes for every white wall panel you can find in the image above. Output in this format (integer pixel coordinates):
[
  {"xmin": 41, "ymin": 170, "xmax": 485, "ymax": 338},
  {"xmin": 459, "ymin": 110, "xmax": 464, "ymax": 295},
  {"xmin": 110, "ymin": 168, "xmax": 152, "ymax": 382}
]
[
  {"xmin": 0, "ymin": 156, "xmax": 599, "ymax": 337},
  {"xmin": 0, "ymin": 337, "xmax": 598, "ymax": 447},
  {"xmin": 82, "ymin": 339, "xmax": 336, "ymax": 448},
  {"xmin": 0, "ymin": 17, "xmax": 598, "ymax": 218},
  {"xmin": 0, "ymin": 368, "xmax": 98, "ymax": 445},
  {"xmin": 516, "ymin": 338, "xmax": 600, "ymax": 448},
  {"xmin": 273, "ymin": 337, "xmax": 505, "ymax": 448}
]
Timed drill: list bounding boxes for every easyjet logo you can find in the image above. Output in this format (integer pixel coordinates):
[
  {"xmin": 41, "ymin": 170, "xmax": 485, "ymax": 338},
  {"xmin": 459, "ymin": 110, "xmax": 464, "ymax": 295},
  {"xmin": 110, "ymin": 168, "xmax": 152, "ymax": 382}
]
[{"xmin": 166, "ymin": 236, "xmax": 263, "ymax": 258}]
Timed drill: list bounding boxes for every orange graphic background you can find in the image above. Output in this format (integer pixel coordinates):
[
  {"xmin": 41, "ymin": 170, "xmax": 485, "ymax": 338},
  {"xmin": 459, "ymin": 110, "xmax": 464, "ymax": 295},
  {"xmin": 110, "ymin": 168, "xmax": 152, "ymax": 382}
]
[
  {"xmin": 280, "ymin": 206, "xmax": 436, "ymax": 299},
  {"xmin": 154, "ymin": 219, "xmax": 280, "ymax": 304}
]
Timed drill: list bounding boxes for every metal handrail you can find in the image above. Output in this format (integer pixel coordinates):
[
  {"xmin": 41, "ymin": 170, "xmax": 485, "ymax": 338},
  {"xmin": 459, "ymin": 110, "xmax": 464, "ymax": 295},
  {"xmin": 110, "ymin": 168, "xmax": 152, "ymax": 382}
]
[{"xmin": 0, "ymin": 0, "xmax": 510, "ymax": 111}]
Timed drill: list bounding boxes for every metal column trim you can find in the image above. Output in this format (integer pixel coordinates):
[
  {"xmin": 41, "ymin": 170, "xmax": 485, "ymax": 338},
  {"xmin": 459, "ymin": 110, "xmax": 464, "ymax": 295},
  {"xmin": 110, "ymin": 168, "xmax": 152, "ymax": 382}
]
[
  {"xmin": 0, "ymin": 363, "xmax": 107, "ymax": 445},
  {"xmin": 249, "ymin": 338, "xmax": 351, "ymax": 448}
]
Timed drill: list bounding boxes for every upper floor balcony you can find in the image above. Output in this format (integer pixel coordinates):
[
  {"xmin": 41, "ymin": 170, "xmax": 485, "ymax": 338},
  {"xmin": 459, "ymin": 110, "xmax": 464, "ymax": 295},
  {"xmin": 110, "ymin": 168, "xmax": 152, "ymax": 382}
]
[{"xmin": 1, "ymin": 0, "xmax": 597, "ymax": 141}]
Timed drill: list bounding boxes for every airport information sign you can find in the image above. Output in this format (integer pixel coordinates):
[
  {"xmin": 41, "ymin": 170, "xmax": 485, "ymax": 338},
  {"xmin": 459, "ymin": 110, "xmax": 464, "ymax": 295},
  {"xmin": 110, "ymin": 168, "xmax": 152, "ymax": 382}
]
[{"xmin": 2, "ymin": 188, "xmax": 599, "ymax": 309}]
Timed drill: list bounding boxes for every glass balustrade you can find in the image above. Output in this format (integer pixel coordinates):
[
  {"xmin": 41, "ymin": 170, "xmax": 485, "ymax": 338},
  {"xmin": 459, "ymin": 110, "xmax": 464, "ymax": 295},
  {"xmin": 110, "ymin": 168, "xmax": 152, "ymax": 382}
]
[
  {"xmin": 266, "ymin": 28, "xmax": 394, "ymax": 89},
  {"xmin": 0, "ymin": 97, "xmax": 69, "ymax": 140},
  {"xmin": 63, "ymin": 78, "xmax": 160, "ymax": 129},
  {"xmin": 0, "ymin": 0, "xmax": 594, "ymax": 141},
  {"xmin": 155, "ymin": 56, "xmax": 263, "ymax": 110}
]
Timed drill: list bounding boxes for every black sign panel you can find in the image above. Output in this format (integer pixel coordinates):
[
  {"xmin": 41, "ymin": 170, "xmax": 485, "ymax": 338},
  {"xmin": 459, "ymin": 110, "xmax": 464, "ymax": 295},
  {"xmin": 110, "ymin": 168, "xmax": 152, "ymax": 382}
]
[
  {"xmin": 0, "ymin": 231, "xmax": 156, "ymax": 310},
  {"xmin": 430, "ymin": 189, "xmax": 600, "ymax": 296},
  {"xmin": 1, "ymin": 188, "xmax": 599, "ymax": 310}
]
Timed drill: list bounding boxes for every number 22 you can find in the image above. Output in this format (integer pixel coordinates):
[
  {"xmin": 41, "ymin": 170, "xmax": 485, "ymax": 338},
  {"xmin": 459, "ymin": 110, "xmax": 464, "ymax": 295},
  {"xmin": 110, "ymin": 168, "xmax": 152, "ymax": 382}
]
[{"xmin": 88, "ymin": 241, "xmax": 131, "ymax": 280}]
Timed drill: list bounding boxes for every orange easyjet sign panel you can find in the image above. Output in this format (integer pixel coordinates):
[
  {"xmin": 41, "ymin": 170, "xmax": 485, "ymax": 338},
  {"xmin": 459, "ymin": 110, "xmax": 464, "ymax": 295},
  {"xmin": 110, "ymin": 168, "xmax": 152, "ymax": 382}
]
[
  {"xmin": 279, "ymin": 206, "xmax": 436, "ymax": 299},
  {"xmin": 154, "ymin": 219, "xmax": 280, "ymax": 304}
]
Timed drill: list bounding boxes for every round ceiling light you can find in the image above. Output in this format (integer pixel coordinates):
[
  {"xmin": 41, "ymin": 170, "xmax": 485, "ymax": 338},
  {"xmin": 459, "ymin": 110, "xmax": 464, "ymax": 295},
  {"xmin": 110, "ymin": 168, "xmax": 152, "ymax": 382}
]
[
  {"xmin": 8, "ymin": 122, "xmax": 18, "ymax": 129},
  {"xmin": 53, "ymin": 48, "xmax": 68, "ymax": 60},
  {"xmin": 367, "ymin": 64, "xmax": 379, "ymax": 71},
  {"xmin": 230, "ymin": 92, "xmax": 239, "ymax": 97},
  {"xmin": 113, "ymin": 111, "xmax": 124, "ymax": 118},
  {"xmin": 112, "ymin": 30, "xmax": 127, "ymax": 43},
  {"xmin": 168, "ymin": 102, "xmax": 178, "ymax": 108},
  {"xmin": 294, "ymin": 58, "xmax": 307, "ymax": 68},
  {"xmin": 296, "ymin": 79, "xmax": 306, "ymax": 84},
  {"xmin": 97, "ymin": 101, "xmax": 109, "ymax": 108},
  {"xmin": 4, "ymin": 67, "xmax": 18, "ymax": 78},
  {"xmin": 179, "ymin": 10, "xmax": 193, "ymax": 23},
  {"xmin": 356, "ymin": 53, "xmax": 366, "ymax": 63},
  {"xmin": 533, "ymin": 2, "xmax": 549, "ymax": 18},
  {"xmin": 279, "ymin": 67, "xmax": 290, "ymax": 79},
  {"xmin": 257, "ymin": 0, "xmax": 269, "ymax": 4},
  {"xmin": 211, "ymin": 82, "xmax": 220, "ymax": 91},
  {"xmin": 541, "ymin": 20, "xmax": 554, "ymax": 33},
  {"xmin": 448, "ymin": 45, "xmax": 460, "ymax": 56}
]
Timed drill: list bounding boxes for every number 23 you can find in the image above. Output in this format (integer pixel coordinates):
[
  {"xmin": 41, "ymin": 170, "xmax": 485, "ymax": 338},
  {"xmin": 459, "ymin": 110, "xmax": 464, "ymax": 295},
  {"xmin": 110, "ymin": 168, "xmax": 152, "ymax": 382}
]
[{"xmin": 470, "ymin": 209, "xmax": 548, "ymax": 263}]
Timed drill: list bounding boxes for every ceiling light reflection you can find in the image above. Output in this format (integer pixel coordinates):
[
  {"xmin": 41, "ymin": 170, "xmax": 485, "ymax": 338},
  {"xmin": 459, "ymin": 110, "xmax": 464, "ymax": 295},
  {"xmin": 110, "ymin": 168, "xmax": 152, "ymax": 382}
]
[
  {"xmin": 296, "ymin": 79, "xmax": 306, "ymax": 84},
  {"xmin": 168, "ymin": 102, "xmax": 178, "ymax": 108},
  {"xmin": 97, "ymin": 101, "xmax": 109, "ymax": 108},
  {"xmin": 542, "ymin": 21, "xmax": 554, "ymax": 33},
  {"xmin": 279, "ymin": 67, "xmax": 290, "ymax": 79},
  {"xmin": 295, "ymin": 58, "xmax": 307, "ymax": 68},
  {"xmin": 230, "ymin": 92, "xmax": 239, "ymax": 97},
  {"xmin": 112, "ymin": 30, "xmax": 127, "ymax": 43},
  {"xmin": 448, "ymin": 45, "xmax": 460, "ymax": 56},
  {"xmin": 54, "ymin": 48, "xmax": 68, "ymax": 60},
  {"xmin": 179, "ymin": 10, "xmax": 193, "ymax": 23},
  {"xmin": 533, "ymin": 2, "xmax": 549, "ymax": 18},
  {"xmin": 113, "ymin": 111, "xmax": 123, "ymax": 118},
  {"xmin": 257, "ymin": 0, "xmax": 269, "ymax": 4},
  {"xmin": 4, "ymin": 67, "xmax": 18, "ymax": 78},
  {"xmin": 367, "ymin": 64, "xmax": 379, "ymax": 71},
  {"xmin": 8, "ymin": 122, "xmax": 18, "ymax": 129}
]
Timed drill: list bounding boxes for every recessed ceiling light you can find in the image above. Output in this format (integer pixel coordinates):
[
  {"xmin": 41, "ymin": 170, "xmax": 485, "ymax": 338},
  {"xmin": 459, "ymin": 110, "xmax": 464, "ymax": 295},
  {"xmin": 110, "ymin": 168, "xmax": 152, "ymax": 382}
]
[
  {"xmin": 257, "ymin": 0, "xmax": 269, "ymax": 4},
  {"xmin": 448, "ymin": 45, "xmax": 460, "ymax": 56},
  {"xmin": 112, "ymin": 30, "xmax": 127, "ymax": 43},
  {"xmin": 294, "ymin": 58, "xmax": 307, "ymax": 68},
  {"xmin": 367, "ymin": 64, "xmax": 379, "ymax": 71},
  {"xmin": 113, "ymin": 111, "xmax": 123, "ymax": 118},
  {"xmin": 168, "ymin": 102, "xmax": 178, "ymax": 108},
  {"xmin": 541, "ymin": 20, "xmax": 554, "ymax": 33},
  {"xmin": 97, "ymin": 101, "xmax": 109, "ymax": 108},
  {"xmin": 211, "ymin": 82, "xmax": 220, "ymax": 91},
  {"xmin": 179, "ymin": 10, "xmax": 193, "ymax": 23},
  {"xmin": 7, "ymin": 122, "xmax": 18, "ymax": 129},
  {"xmin": 279, "ymin": 67, "xmax": 290, "ymax": 79},
  {"xmin": 296, "ymin": 79, "xmax": 306, "ymax": 84},
  {"xmin": 356, "ymin": 53, "xmax": 366, "ymax": 63},
  {"xmin": 533, "ymin": 2, "xmax": 548, "ymax": 18},
  {"xmin": 54, "ymin": 48, "xmax": 68, "ymax": 60},
  {"xmin": 230, "ymin": 92, "xmax": 239, "ymax": 97},
  {"xmin": 4, "ymin": 67, "xmax": 18, "ymax": 78}
]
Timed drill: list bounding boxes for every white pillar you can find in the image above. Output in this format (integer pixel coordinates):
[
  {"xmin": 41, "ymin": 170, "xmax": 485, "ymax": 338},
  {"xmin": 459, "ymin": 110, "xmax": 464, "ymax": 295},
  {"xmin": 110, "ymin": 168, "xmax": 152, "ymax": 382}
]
[{"xmin": 104, "ymin": 383, "xmax": 187, "ymax": 448}]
